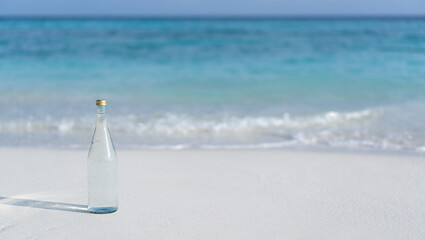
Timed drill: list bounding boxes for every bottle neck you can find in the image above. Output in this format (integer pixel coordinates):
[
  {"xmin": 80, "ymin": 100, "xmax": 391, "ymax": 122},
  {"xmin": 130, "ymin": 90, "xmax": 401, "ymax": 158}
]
[
  {"xmin": 97, "ymin": 106, "xmax": 106, "ymax": 114},
  {"xmin": 96, "ymin": 106, "xmax": 107, "ymax": 127}
]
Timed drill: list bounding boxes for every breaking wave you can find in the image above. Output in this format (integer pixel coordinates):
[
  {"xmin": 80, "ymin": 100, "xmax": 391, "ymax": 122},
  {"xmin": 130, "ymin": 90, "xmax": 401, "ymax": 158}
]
[
  {"xmin": 3, "ymin": 107, "xmax": 424, "ymax": 152},
  {"xmin": 0, "ymin": 109, "xmax": 374, "ymax": 135}
]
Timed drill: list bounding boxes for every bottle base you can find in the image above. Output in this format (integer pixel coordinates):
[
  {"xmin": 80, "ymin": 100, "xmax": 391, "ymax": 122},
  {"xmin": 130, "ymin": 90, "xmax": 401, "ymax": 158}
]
[{"xmin": 88, "ymin": 206, "xmax": 118, "ymax": 214}]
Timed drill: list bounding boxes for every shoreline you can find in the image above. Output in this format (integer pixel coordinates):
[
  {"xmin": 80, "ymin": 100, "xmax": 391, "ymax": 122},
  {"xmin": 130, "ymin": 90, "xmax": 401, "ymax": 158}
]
[{"xmin": 1, "ymin": 145, "xmax": 423, "ymax": 158}]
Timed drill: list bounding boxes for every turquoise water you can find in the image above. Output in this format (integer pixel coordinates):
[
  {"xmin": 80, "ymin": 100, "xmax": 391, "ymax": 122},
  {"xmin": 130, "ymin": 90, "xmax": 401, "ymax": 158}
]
[{"xmin": 1, "ymin": 18, "xmax": 425, "ymax": 151}]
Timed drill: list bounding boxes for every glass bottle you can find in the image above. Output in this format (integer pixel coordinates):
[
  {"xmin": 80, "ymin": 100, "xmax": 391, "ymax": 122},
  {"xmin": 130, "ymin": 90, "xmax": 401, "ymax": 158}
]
[{"xmin": 87, "ymin": 99, "xmax": 118, "ymax": 213}]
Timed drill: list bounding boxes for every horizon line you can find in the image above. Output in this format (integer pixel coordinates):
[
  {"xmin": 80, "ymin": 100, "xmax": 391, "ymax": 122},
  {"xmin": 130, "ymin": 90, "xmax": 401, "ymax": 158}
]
[{"xmin": 0, "ymin": 14, "xmax": 424, "ymax": 20}]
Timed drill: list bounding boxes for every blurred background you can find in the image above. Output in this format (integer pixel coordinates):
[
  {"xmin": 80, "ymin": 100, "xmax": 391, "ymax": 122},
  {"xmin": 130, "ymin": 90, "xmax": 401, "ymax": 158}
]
[{"xmin": 0, "ymin": 0, "xmax": 424, "ymax": 151}]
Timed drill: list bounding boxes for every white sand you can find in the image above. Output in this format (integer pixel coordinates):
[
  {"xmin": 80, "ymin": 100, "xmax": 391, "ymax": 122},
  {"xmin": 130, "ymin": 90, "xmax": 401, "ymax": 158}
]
[{"xmin": 1, "ymin": 148, "xmax": 425, "ymax": 239}]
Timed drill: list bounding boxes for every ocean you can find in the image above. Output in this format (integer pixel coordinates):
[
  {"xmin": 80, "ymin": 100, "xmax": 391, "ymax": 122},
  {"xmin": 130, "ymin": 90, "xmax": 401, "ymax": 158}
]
[{"xmin": 0, "ymin": 18, "xmax": 425, "ymax": 151}]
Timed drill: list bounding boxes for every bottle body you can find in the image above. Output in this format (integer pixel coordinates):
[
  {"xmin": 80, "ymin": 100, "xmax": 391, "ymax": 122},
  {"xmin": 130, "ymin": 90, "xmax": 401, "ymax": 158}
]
[{"xmin": 88, "ymin": 104, "xmax": 118, "ymax": 213}]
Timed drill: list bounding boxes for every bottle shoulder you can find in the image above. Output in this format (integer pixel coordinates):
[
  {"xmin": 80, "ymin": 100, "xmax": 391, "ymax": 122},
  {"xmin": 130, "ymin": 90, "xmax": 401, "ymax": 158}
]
[{"xmin": 88, "ymin": 131, "xmax": 117, "ymax": 161}]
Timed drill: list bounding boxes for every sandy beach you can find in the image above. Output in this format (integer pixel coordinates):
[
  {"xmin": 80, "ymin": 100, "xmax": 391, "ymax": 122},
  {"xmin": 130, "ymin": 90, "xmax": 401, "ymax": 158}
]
[{"xmin": 1, "ymin": 148, "xmax": 425, "ymax": 239}]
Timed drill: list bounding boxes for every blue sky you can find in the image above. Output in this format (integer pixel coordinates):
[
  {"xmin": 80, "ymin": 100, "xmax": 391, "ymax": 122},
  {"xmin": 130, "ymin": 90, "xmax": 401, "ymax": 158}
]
[{"xmin": 0, "ymin": 0, "xmax": 424, "ymax": 16}]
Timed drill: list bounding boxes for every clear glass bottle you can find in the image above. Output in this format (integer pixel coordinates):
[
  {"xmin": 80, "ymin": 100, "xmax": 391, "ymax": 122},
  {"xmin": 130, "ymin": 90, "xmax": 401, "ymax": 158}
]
[{"xmin": 87, "ymin": 99, "xmax": 118, "ymax": 213}]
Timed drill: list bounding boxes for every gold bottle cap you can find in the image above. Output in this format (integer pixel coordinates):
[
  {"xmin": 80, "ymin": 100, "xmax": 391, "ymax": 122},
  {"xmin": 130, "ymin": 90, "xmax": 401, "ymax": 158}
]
[{"xmin": 96, "ymin": 99, "xmax": 107, "ymax": 106}]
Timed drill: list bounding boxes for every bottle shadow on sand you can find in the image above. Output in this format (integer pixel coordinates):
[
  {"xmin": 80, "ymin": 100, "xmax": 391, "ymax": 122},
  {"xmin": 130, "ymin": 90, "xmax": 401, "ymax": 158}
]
[{"xmin": 0, "ymin": 197, "xmax": 88, "ymax": 213}]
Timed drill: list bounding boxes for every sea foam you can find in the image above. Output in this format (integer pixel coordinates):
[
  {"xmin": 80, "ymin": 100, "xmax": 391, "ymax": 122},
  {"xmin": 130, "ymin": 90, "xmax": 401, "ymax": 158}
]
[{"xmin": 0, "ymin": 107, "xmax": 418, "ymax": 151}]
